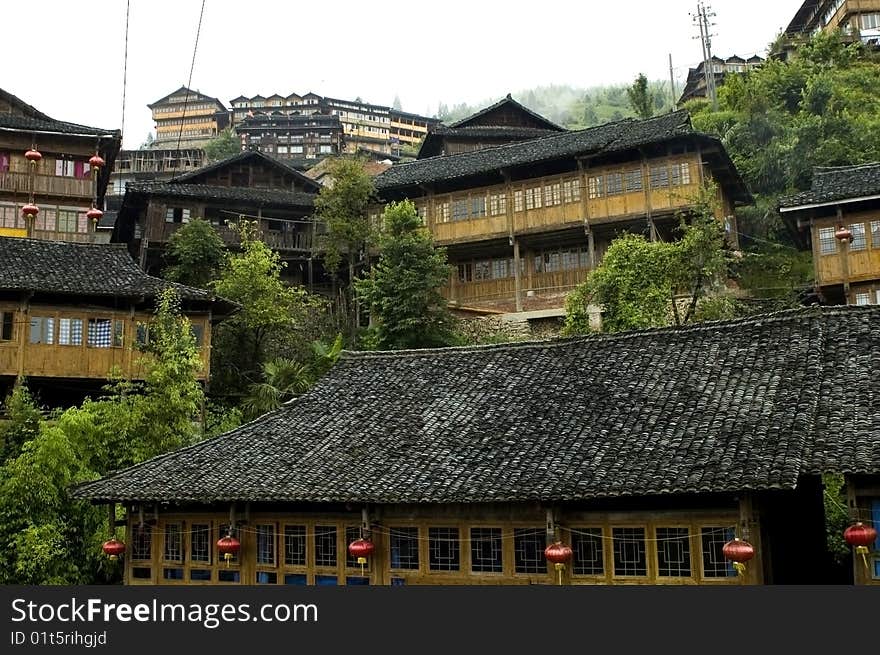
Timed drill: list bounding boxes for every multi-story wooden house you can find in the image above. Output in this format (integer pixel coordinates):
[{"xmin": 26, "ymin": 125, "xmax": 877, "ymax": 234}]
[
  {"xmin": 678, "ymin": 55, "xmax": 765, "ymax": 105},
  {"xmin": 0, "ymin": 88, "xmax": 121, "ymax": 244},
  {"xmin": 0, "ymin": 236, "xmax": 233, "ymax": 404},
  {"xmin": 784, "ymin": 0, "xmax": 880, "ymax": 44},
  {"xmin": 417, "ymin": 95, "xmax": 566, "ymax": 159},
  {"xmin": 779, "ymin": 163, "xmax": 880, "ymax": 305},
  {"xmin": 107, "ymin": 148, "xmax": 206, "ymax": 210},
  {"xmin": 149, "ymin": 87, "xmax": 230, "ymax": 149},
  {"xmin": 73, "ymin": 306, "xmax": 880, "ymax": 586},
  {"xmin": 236, "ymin": 113, "xmax": 345, "ymax": 160},
  {"xmin": 114, "ymin": 150, "xmax": 323, "ymax": 285},
  {"xmin": 374, "ymin": 109, "xmax": 750, "ymax": 316},
  {"xmin": 389, "ymin": 109, "xmax": 441, "ymax": 154}
]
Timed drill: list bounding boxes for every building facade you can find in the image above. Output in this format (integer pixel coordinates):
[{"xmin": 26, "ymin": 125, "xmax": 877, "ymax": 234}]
[
  {"xmin": 780, "ymin": 163, "xmax": 880, "ymax": 305},
  {"xmin": 374, "ymin": 110, "xmax": 750, "ymax": 317},
  {"xmin": 107, "ymin": 148, "xmax": 207, "ymax": 209},
  {"xmin": 236, "ymin": 113, "xmax": 344, "ymax": 160},
  {"xmin": 0, "ymin": 88, "xmax": 121, "ymax": 244},
  {"xmin": 784, "ymin": 0, "xmax": 880, "ymax": 44},
  {"xmin": 73, "ymin": 306, "xmax": 880, "ymax": 586},
  {"xmin": 678, "ymin": 55, "xmax": 765, "ymax": 105},
  {"xmin": 149, "ymin": 87, "xmax": 229, "ymax": 149}
]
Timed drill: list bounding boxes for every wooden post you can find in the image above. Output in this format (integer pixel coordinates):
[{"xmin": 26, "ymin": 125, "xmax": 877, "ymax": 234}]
[
  {"xmin": 837, "ymin": 207, "xmax": 851, "ymax": 302},
  {"xmin": 513, "ymin": 237, "xmax": 523, "ymax": 312},
  {"xmin": 642, "ymin": 151, "xmax": 657, "ymax": 241},
  {"xmin": 16, "ymin": 292, "xmax": 29, "ymax": 378},
  {"xmin": 108, "ymin": 503, "xmax": 116, "ymax": 537},
  {"xmin": 587, "ymin": 231, "xmax": 596, "ymax": 270}
]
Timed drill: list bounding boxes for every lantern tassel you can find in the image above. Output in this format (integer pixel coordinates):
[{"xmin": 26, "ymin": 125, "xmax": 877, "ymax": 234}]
[
  {"xmin": 358, "ymin": 556, "xmax": 366, "ymax": 577},
  {"xmin": 555, "ymin": 562, "xmax": 565, "ymax": 586},
  {"xmin": 733, "ymin": 562, "xmax": 746, "ymax": 577},
  {"xmin": 856, "ymin": 546, "xmax": 870, "ymax": 572}
]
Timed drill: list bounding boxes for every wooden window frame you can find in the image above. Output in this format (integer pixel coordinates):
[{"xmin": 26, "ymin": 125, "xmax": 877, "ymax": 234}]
[
  {"xmin": 653, "ymin": 525, "xmax": 694, "ymax": 581},
  {"xmin": 569, "ymin": 526, "xmax": 605, "ymax": 580},
  {"xmin": 818, "ymin": 226, "xmax": 837, "ymax": 255}
]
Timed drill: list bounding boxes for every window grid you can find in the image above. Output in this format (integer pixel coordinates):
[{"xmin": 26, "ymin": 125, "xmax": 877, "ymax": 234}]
[
  {"xmin": 345, "ymin": 526, "xmax": 362, "ymax": 568},
  {"xmin": 256, "ymin": 524, "xmax": 276, "ymax": 566},
  {"xmin": 612, "ymin": 527, "xmax": 647, "ymax": 576},
  {"xmin": 164, "ymin": 522, "xmax": 184, "ymax": 562},
  {"xmin": 132, "ymin": 525, "xmax": 151, "ymax": 561},
  {"xmin": 701, "ymin": 527, "xmax": 736, "ymax": 577},
  {"xmin": 470, "ymin": 528, "xmax": 503, "ymax": 573},
  {"xmin": 870, "ymin": 220, "xmax": 880, "ymax": 248},
  {"xmin": 191, "ymin": 523, "xmax": 211, "ymax": 563},
  {"xmin": 571, "ymin": 528, "xmax": 604, "ymax": 575},
  {"xmin": 314, "ymin": 525, "xmax": 337, "ymax": 567},
  {"xmin": 428, "ymin": 527, "xmax": 460, "ymax": 571},
  {"xmin": 606, "ymin": 172, "xmax": 624, "ymax": 196},
  {"xmin": 650, "ymin": 165, "xmax": 669, "ymax": 189},
  {"xmin": 656, "ymin": 527, "xmax": 692, "ymax": 577},
  {"xmin": 818, "ymin": 227, "xmax": 837, "ymax": 255},
  {"xmin": 514, "ymin": 528, "xmax": 546, "ymax": 574},
  {"xmin": 588, "ymin": 176, "xmax": 603, "ymax": 199},
  {"xmin": 849, "ymin": 222, "xmax": 867, "ymax": 251},
  {"xmin": 0, "ymin": 312, "xmax": 13, "ymax": 341},
  {"xmin": 390, "ymin": 527, "xmax": 420, "ymax": 570},
  {"xmin": 284, "ymin": 525, "xmax": 306, "ymax": 566},
  {"xmin": 624, "ymin": 169, "xmax": 643, "ymax": 193}
]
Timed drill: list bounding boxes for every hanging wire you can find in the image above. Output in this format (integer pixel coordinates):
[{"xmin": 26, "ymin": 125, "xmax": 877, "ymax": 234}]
[
  {"xmin": 120, "ymin": 0, "xmax": 131, "ymax": 137},
  {"xmin": 174, "ymin": 0, "xmax": 207, "ymax": 164}
]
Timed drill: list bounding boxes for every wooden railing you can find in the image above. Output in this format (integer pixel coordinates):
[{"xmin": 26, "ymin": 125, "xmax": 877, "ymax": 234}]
[
  {"xmin": 160, "ymin": 222, "xmax": 313, "ymax": 252},
  {"xmin": 0, "ymin": 171, "xmax": 94, "ymax": 199},
  {"xmin": 443, "ymin": 267, "xmax": 592, "ymax": 305},
  {"xmin": 31, "ymin": 230, "xmax": 110, "ymax": 244}
]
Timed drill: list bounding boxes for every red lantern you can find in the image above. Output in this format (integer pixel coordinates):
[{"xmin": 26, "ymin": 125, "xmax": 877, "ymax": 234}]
[
  {"xmin": 347, "ymin": 538, "xmax": 375, "ymax": 561},
  {"xmin": 722, "ymin": 538, "xmax": 755, "ymax": 577},
  {"xmin": 102, "ymin": 538, "xmax": 125, "ymax": 560},
  {"xmin": 21, "ymin": 203, "xmax": 39, "ymax": 219},
  {"xmin": 217, "ymin": 534, "xmax": 240, "ymax": 567},
  {"xmin": 834, "ymin": 226, "xmax": 854, "ymax": 242},
  {"xmin": 24, "ymin": 149, "xmax": 42, "ymax": 164},
  {"xmin": 89, "ymin": 154, "xmax": 105, "ymax": 170},
  {"xmin": 844, "ymin": 522, "xmax": 877, "ymax": 572},
  {"xmin": 544, "ymin": 541, "xmax": 573, "ymax": 585},
  {"xmin": 86, "ymin": 207, "xmax": 103, "ymax": 223}
]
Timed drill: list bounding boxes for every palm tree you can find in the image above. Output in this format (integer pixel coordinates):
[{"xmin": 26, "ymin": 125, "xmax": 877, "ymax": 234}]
[{"xmin": 242, "ymin": 358, "xmax": 313, "ymax": 419}]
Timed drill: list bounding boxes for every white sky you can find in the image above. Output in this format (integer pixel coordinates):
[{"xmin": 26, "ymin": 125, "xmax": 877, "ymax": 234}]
[{"xmin": 5, "ymin": 0, "xmax": 800, "ymax": 148}]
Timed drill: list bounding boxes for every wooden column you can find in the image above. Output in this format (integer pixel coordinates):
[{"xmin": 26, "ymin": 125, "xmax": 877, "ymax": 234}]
[
  {"xmin": 641, "ymin": 152, "xmax": 657, "ymax": 241},
  {"xmin": 16, "ymin": 293, "xmax": 29, "ymax": 379},
  {"xmin": 513, "ymin": 238, "xmax": 523, "ymax": 312},
  {"xmin": 578, "ymin": 159, "xmax": 595, "ymax": 269},
  {"xmin": 587, "ymin": 231, "xmax": 596, "ymax": 271},
  {"xmin": 837, "ymin": 206, "xmax": 851, "ymax": 302}
]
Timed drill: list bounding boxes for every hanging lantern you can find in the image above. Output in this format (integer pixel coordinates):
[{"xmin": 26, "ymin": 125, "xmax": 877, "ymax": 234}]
[
  {"xmin": 86, "ymin": 207, "xmax": 104, "ymax": 223},
  {"xmin": 722, "ymin": 538, "xmax": 755, "ymax": 577},
  {"xmin": 21, "ymin": 203, "xmax": 39, "ymax": 219},
  {"xmin": 102, "ymin": 538, "xmax": 126, "ymax": 560},
  {"xmin": 348, "ymin": 538, "xmax": 375, "ymax": 576},
  {"xmin": 25, "ymin": 148, "xmax": 42, "ymax": 164},
  {"xmin": 843, "ymin": 522, "xmax": 877, "ymax": 572},
  {"xmin": 217, "ymin": 534, "xmax": 241, "ymax": 567},
  {"xmin": 544, "ymin": 541, "xmax": 573, "ymax": 586},
  {"xmin": 89, "ymin": 154, "xmax": 105, "ymax": 170},
  {"xmin": 834, "ymin": 226, "xmax": 854, "ymax": 242}
]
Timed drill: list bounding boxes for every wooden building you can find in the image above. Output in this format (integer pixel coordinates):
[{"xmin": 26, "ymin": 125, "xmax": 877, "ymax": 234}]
[
  {"xmin": 73, "ymin": 307, "xmax": 880, "ymax": 586},
  {"xmin": 417, "ymin": 95, "xmax": 566, "ymax": 159},
  {"xmin": 678, "ymin": 55, "xmax": 765, "ymax": 105},
  {"xmin": 0, "ymin": 236, "xmax": 233, "ymax": 404},
  {"xmin": 236, "ymin": 112, "xmax": 345, "ymax": 160},
  {"xmin": 114, "ymin": 150, "xmax": 323, "ymax": 285},
  {"xmin": 784, "ymin": 0, "xmax": 880, "ymax": 44},
  {"xmin": 779, "ymin": 163, "xmax": 880, "ymax": 305},
  {"xmin": 149, "ymin": 87, "xmax": 229, "ymax": 149},
  {"xmin": 0, "ymin": 88, "xmax": 121, "ymax": 244},
  {"xmin": 107, "ymin": 148, "xmax": 206, "ymax": 210},
  {"xmin": 374, "ymin": 109, "xmax": 750, "ymax": 316}
]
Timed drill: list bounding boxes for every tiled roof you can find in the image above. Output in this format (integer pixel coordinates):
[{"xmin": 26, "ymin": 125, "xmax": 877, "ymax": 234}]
[
  {"xmin": 448, "ymin": 94, "xmax": 565, "ymax": 131},
  {"xmin": 0, "ymin": 237, "xmax": 232, "ymax": 311},
  {"xmin": 73, "ymin": 306, "xmax": 880, "ymax": 505},
  {"xmin": 0, "ymin": 88, "xmax": 119, "ymax": 137},
  {"xmin": 125, "ymin": 182, "xmax": 316, "ymax": 208},
  {"xmin": 778, "ymin": 163, "xmax": 880, "ymax": 209},
  {"xmin": 377, "ymin": 110, "xmax": 750, "ymax": 203},
  {"xmin": 429, "ymin": 125, "xmax": 563, "ymax": 139},
  {"xmin": 170, "ymin": 150, "xmax": 322, "ymax": 192}
]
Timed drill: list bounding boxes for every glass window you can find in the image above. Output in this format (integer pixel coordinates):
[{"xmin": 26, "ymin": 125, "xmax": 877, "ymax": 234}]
[
  {"xmin": 132, "ymin": 524, "xmax": 151, "ymax": 560},
  {"xmin": 473, "ymin": 260, "xmax": 491, "ymax": 281},
  {"xmin": 390, "ymin": 527, "xmax": 419, "ymax": 570},
  {"xmin": 284, "ymin": 573, "xmax": 307, "ymax": 585},
  {"xmin": 650, "ymin": 165, "xmax": 669, "ymax": 189},
  {"xmin": 457, "ymin": 263, "xmax": 472, "ymax": 283},
  {"xmin": 136, "ymin": 323, "xmax": 149, "ymax": 347},
  {"xmin": 164, "ymin": 523, "xmax": 183, "ymax": 562},
  {"xmin": 218, "ymin": 570, "xmax": 240, "ymax": 583},
  {"xmin": 606, "ymin": 172, "xmax": 624, "ymax": 196},
  {"xmin": 314, "ymin": 525, "xmax": 337, "ymax": 567},
  {"xmin": 190, "ymin": 569, "xmax": 211, "ymax": 581},
  {"xmin": 849, "ymin": 223, "xmax": 867, "ymax": 251},
  {"xmin": 113, "ymin": 320, "xmax": 124, "ymax": 348},
  {"xmin": 190, "ymin": 324, "xmax": 204, "ymax": 348},
  {"xmin": 29, "ymin": 316, "xmax": 54, "ymax": 344},
  {"xmin": 163, "ymin": 568, "xmax": 184, "ymax": 580},
  {"xmin": 701, "ymin": 527, "xmax": 736, "ymax": 577},
  {"xmin": 256, "ymin": 571, "xmax": 277, "ymax": 584},
  {"xmin": 191, "ymin": 523, "xmax": 211, "ymax": 563},
  {"xmin": 514, "ymin": 190, "xmax": 524, "ymax": 212},
  {"xmin": 854, "ymin": 292, "xmax": 871, "ymax": 306},
  {"xmin": 656, "ymin": 527, "xmax": 692, "ymax": 577},
  {"xmin": 471, "ymin": 196, "xmax": 486, "ymax": 218},
  {"xmin": 870, "ymin": 220, "xmax": 880, "ymax": 248},
  {"xmin": 452, "ymin": 199, "xmax": 469, "ymax": 221},
  {"xmin": 513, "ymin": 528, "xmax": 546, "ymax": 574},
  {"xmin": 470, "ymin": 527, "xmax": 502, "ymax": 573},
  {"xmin": 428, "ymin": 527, "xmax": 460, "ymax": 571},
  {"xmin": 818, "ymin": 227, "xmax": 837, "ymax": 255},
  {"xmin": 87, "ymin": 318, "xmax": 113, "ymax": 348},
  {"xmin": 345, "ymin": 526, "xmax": 363, "ymax": 568},
  {"xmin": 624, "ymin": 169, "xmax": 643, "ymax": 193},
  {"xmin": 544, "ymin": 183, "xmax": 562, "ymax": 206},
  {"xmin": 256, "ymin": 524, "xmax": 276, "ymax": 566},
  {"xmin": 436, "ymin": 201, "xmax": 450, "ymax": 223},
  {"xmin": 0, "ymin": 311, "xmax": 13, "ymax": 341},
  {"xmin": 612, "ymin": 527, "xmax": 647, "ymax": 576},
  {"xmin": 525, "ymin": 186, "xmax": 542, "ymax": 210},
  {"xmin": 284, "ymin": 525, "xmax": 306, "ymax": 566},
  {"xmin": 588, "ymin": 176, "xmax": 603, "ymax": 199},
  {"xmin": 315, "ymin": 575, "xmax": 337, "ymax": 585},
  {"xmin": 571, "ymin": 528, "xmax": 604, "ymax": 575},
  {"xmin": 671, "ymin": 162, "xmax": 692, "ymax": 186},
  {"xmin": 131, "ymin": 567, "xmax": 152, "ymax": 580}
]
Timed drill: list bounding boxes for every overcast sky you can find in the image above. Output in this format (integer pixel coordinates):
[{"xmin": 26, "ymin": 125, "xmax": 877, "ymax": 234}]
[{"xmin": 6, "ymin": 0, "xmax": 799, "ymax": 148}]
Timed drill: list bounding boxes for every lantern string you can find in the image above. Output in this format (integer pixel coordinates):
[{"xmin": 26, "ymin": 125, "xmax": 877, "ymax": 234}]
[{"xmin": 174, "ymin": 0, "xmax": 207, "ymax": 163}]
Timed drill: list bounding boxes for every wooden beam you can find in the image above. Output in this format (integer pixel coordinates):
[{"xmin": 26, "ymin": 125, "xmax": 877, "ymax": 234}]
[{"xmin": 513, "ymin": 238, "xmax": 523, "ymax": 313}]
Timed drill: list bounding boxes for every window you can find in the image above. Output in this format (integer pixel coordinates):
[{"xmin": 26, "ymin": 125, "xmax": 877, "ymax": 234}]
[
  {"xmin": 191, "ymin": 524, "xmax": 211, "ymax": 563},
  {"xmin": 29, "ymin": 316, "xmax": 54, "ymax": 344},
  {"xmin": 428, "ymin": 527, "xmax": 460, "ymax": 571},
  {"xmin": 164, "ymin": 207, "xmax": 191, "ymax": 224},
  {"xmin": 650, "ymin": 165, "xmax": 669, "ymax": 189},
  {"xmin": 390, "ymin": 527, "xmax": 420, "ymax": 570},
  {"xmin": 164, "ymin": 523, "xmax": 184, "ymax": 562},
  {"xmin": 470, "ymin": 528, "xmax": 502, "ymax": 573},
  {"xmin": 344, "ymin": 527, "xmax": 364, "ymax": 568},
  {"xmin": 544, "ymin": 182, "xmax": 562, "ymax": 207},
  {"xmin": 525, "ymin": 186, "xmax": 542, "ymax": 210},
  {"xmin": 872, "ymin": 500, "xmax": 880, "ymax": 580},
  {"xmin": 571, "ymin": 528, "xmax": 604, "ymax": 575},
  {"xmin": 132, "ymin": 525, "xmax": 152, "ymax": 560},
  {"xmin": 514, "ymin": 190, "xmax": 524, "ymax": 212},
  {"xmin": 612, "ymin": 527, "xmax": 647, "ymax": 576},
  {"xmin": 87, "ymin": 318, "xmax": 113, "ymax": 348},
  {"xmin": 854, "ymin": 292, "xmax": 871, "ymax": 306},
  {"xmin": 452, "ymin": 199, "xmax": 469, "ymax": 221},
  {"xmin": 457, "ymin": 262, "xmax": 472, "ymax": 283},
  {"xmin": 871, "ymin": 220, "xmax": 880, "ymax": 248},
  {"xmin": 588, "ymin": 176, "xmax": 603, "ymax": 199},
  {"xmin": 656, "ymin": 527, "xmax": 692, "ymax": 577},
  {"xmin": 436, "ymin": 201, "xmax": 450, "ymax": 223},
  {"xmin": 319, "ymin": 145, "xmax": 332, "ymax": 154},
  {"xmin": 1, "ymin": 203, "xmax": 24, "ymax": 229},
  {"xmin": 606, "ymin": 172, "xmax": 624, "ymax": 196},
  {"xmin": 671, "ymin": 162, "xmax": 692, "ymax": 186},
  {"xmin": 277, "ymin": 146, "xmax": 289, "ymax": 154},
  {"xmin": 1, "ymin": 311, "xmax": 14, "ymax": 341},
  {"xmin": 473, "ymin": 260, "xmax": 491, "ymax": 281},
  {"xmin": 818, "ymin": 227, "xmax": 837, "ymax": 255},
  {"xmin": 489, "ymin": 193, "xmax": 507, "ymax": 216},
  {"xmin": 190, "ymin": 324, "xmax": 204, "ymax": 348},
  {"xmin": 113, "ymin": 320, "xmax": 124, "ymax": 348},
  {"xmin": 284, "ymin": 525, "xmax": 307, "ymax": 566},
  {"xmin": 514, "ymin": 528, "xmax": 546, "ymax": 574},
  {"xmin": 471, "ymin": 196, "xmax": 486, "ymax": 218},
  {"xmin": 314, "ymin": 525, "xmax": 337, "ymax": 567},
  {"xmin": 136, "ymin": 323, "xmax": 150, "ymax": 347},
  {"xmin": 58, "ymin": 318, "xmax": 83, "ymax": 346},
  {"xmin": 861, "ymin": 13, "xmax": 880, "ymax": 30},
  {"xmin": 562, "ymin": 178, "xmax": 581, "ymax": 203},
  {"xmin": 315, "ymin": 575, "xmax": 337, "ymax": 585},
  {"xmin": 57, "ymin": 209, "xmax": 86, "ymax": 234},
  {"xmin": 624, "ymin": 169, "xmax": 643, "ymax": 193},
  {"xmin": 284, "ymin": 573, "xmax": 307, "ymax": 585},
  {"xmin": 849, "ymin": 223, "xmax": 867, "ymax": 251},
  {"xmin": 253, "ymin": 524, "xmax": 275, "ymax": 566},
  {"xmin": 55, "ymin": 159, "xmax": 75, "ymax": 177},
  {"xmin": 701, "ymin": 527, "xmax": 736, "ymax": 577}
]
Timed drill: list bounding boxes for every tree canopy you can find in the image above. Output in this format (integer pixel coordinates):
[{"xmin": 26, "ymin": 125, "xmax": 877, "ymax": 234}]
[
  {"xmin": 204, "ymin": 128, "xmax": 240, "ymax": 162},
  {"xmin": 163, "ymin": 218, "xmax": 227, "ymax": 288}
]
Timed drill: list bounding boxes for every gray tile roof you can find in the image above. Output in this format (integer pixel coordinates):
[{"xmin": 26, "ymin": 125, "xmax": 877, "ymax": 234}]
[
  {"xmin": 73, "ymin": 306, "xmax": 880, "ymax": 505},
  {"xmin": 124, "ymin": 182, "xmax": 316, "ymax": 208},
  {"xmin": 0, "ymin": 89, "xmax": 118, "ymax": 137},
  {"xmin": 778, "ymin": 163, "xmax": 880, "ymax": 208},
  {"xmin": 170, "ymin": 150, "xmax": 322, "ymax": 192},
  {"xmin": 0, "ymin": 237, "xmax": 230, "ymax": 311}
]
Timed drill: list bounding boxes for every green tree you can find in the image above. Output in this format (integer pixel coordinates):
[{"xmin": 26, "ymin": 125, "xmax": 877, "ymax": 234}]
[
  {"xmin": 313, "ymin": 158, "xmax": 377, "ymax": 342},
  {"xmin": 163, "ymin": 218, "xmax": 227, "ymax": 288},
  {"xmin": 626, "ymin": 73, "xmax": 655, "ymax": 120},
  {"xmin": 355, "ymin": 200, "xmax": 456, "ymax": 349},
  {"xmin": 204, "ymin": 128, "xmax": 240, "ymax": 162},
  {"xmin": 0, "ymin": 381, "xmax": 42, "ymax": 463}
]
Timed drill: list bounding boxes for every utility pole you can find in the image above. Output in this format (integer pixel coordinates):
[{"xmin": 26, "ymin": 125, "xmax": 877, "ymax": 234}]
[
  {"xmin": 669, "ymin": 53, "xmax": 677, "ymax": 110},
  {"xmin": 692, "ymin": 2, "xmax": 718, "ymax": 110}
]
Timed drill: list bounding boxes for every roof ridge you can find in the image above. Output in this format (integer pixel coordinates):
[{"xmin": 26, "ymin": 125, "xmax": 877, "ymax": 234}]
[
  {"xmin": 339, "ymin": 305, "xmax": 875, "ymax": 361},
  {"xmin": 814, "ymin": 162, "xmax": 880, "ymax": 173}
]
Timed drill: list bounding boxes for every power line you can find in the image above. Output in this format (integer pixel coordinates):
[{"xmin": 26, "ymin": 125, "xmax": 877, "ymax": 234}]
[
  {"xmin": 174, "ymin": 0, "xmax": 207, "ymax": 166},
  {"xmin": 120, "ymin": 0, "xmax": 131, "ymax": 137}
]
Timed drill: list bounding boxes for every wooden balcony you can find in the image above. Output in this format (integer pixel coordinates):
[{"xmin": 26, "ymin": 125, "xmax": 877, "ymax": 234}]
[
  {"xmin": 813, "ymin": 216, "xmax": 880, "ymax": 286},
  {"xmin": 159, "ymin": 221, "xmax": 313, "ymax": 252},
  {"xmin": 31, "ymin": 230, "xmax": 111, "ymax": 245},
  {"xmin": 0, "ymin": 171, "xmax": 94, "ymax": 199}
]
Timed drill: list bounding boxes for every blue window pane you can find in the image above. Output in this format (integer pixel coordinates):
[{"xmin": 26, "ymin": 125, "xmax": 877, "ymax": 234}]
[
  {"xmin": 131, "ymin": 567, "xmax": 151, "ymax": 579},
  {"xmin": 256, "ymin": 571, "xmax": 277, "ymax": 584},
  {"xmin": 873, "ymin": 559, "xmax": 880, "ymax": 580},
  {"xmin": 284, "ymin": 574, "xmax": 307, "ymax": 585},
  {"xmin": 315, "ymin": 575, "xmax": 337, "ymax": 586},
  {"xmin": 218, "ymin": 570, "xmax": 240, "ymax": 583},
  {"xmin": 163, "ymin": 568, "xmax": 184, "ymax": 580},
  {"xmin": 189, "ymin": 569, "xmax": 211, "ymax": 581},
  {"xmin": 346, "ymin": 576, "xmax": 369, "ymax": 586},
  {"xmin": 391, "ymin": 577, "xmax": 406, "ymax": 586},
  {"xmin": 872, "ymin": 500, "xmax": 880, "ymax": 550}
]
